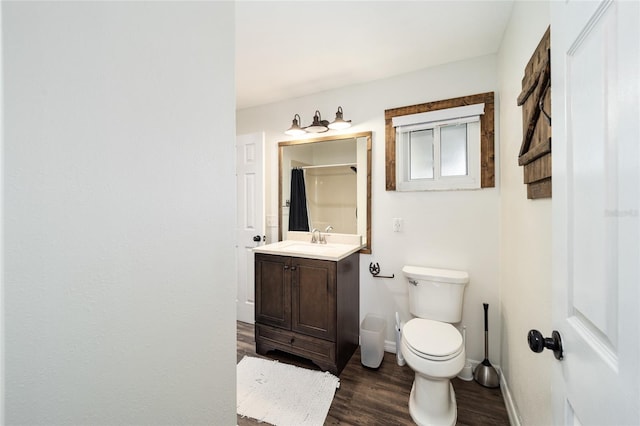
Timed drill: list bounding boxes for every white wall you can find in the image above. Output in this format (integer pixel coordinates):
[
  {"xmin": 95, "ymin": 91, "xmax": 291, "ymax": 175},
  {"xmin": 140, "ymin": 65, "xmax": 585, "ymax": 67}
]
[
  {"xmin": 497, "ymin": 2, "xmax": 552, "ymax": 425},
  {"xmin": 3, "ymin": 2, "xmax": 236, "ymax": 424},
  {"xmin": 237, "ymin": 54, "xmax": 501, "ymax": 365}
]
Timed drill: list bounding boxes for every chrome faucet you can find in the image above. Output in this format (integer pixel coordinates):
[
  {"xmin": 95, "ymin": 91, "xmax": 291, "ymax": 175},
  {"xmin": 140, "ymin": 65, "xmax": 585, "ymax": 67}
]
[
  {"xmin": 311, "ymin": 228, "xmax": 320, "ymax": 244},
  {"xmin": 320, "ymin": 226, "xmax": 333, "ymax": 244}
]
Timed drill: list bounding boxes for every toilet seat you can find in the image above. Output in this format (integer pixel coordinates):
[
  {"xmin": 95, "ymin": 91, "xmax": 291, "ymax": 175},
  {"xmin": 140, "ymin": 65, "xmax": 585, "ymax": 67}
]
[{"xmin": 403, "ymin": 318, "xmax": 463, "ymax": 361}]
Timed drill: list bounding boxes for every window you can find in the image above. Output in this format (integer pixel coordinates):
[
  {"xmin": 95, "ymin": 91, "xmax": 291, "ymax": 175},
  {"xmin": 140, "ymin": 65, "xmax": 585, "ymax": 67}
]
[
  {"xmin": 394, "ymin": 104, "xmax": 483, "ymax": 191},
  {"xmin": 384, "ymin": 92, "xmax": 495, "ymax": 191}
]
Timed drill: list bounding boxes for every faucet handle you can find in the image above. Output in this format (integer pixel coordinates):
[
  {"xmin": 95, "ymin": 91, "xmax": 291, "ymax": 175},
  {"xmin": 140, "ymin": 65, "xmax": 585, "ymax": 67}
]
[
  {"xmin": 325, "ymin": 225, "xmax": 333, "ymax": 233},
  {"xmin": 311, "ymin": 228, "xmax": 318, "ymax": 243}
]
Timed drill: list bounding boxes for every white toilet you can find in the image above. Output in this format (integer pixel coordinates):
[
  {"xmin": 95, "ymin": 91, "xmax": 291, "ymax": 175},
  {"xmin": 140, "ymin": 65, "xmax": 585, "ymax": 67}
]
[{"xmin": 400, "ymin": 265, "xmax": 469, "ymax": 426}]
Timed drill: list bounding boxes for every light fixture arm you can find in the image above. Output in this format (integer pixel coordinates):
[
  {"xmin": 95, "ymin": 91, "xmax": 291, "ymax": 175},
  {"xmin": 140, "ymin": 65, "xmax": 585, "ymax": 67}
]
[
  {"xmin": 328, "ymin": 106, "xmax": 352, "ymax": 130},
  {"xmin": 305, "ymin": 110, "xmax": 330, "ymax": 133},
  {"xmin": 284, "ymin": 113, "xmax": 306, "ymax": 136}
]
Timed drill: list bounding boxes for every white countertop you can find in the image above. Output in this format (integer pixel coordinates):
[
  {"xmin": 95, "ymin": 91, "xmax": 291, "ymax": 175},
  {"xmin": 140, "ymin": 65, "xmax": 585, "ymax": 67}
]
[{"xmin": 253, "ymin": 232, "xmax": 363, "ymax": 261}]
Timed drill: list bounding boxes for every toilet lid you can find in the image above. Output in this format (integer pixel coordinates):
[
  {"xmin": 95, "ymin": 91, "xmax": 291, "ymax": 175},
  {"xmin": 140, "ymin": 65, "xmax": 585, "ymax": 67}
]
[{"xmin": 403, "ymin": 318, "xmax": 463, "ymax": 359}]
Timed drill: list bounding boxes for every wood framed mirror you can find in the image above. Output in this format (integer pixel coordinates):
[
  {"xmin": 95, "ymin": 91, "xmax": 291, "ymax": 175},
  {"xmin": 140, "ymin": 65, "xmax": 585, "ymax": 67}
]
[{"xmin": 278, "ymin": 131, "xmax": 372, "ymax": 254}]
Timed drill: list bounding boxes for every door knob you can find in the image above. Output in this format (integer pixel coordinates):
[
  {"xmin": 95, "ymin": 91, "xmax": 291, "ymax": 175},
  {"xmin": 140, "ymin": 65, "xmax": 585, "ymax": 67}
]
[
  {"xmin": 527, "ymin": 329, "xmax": 563, "ymax": 360},
  {"xmin": 253, "ymin": 235, "xmax": 265, "ymax": 242}
]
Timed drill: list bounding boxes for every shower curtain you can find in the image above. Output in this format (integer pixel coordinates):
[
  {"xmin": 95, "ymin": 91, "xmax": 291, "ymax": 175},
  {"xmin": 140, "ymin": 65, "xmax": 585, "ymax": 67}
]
[{"xmin": 288, "ymin": 168, "xmax": 309, "ymax": 231}]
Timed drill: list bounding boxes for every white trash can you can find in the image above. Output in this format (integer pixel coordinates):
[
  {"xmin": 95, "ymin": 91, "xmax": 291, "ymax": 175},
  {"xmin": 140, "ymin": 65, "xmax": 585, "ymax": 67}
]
[{"xmin": 360, "ymin": 314, "xmax": 386, "ymax": 368}]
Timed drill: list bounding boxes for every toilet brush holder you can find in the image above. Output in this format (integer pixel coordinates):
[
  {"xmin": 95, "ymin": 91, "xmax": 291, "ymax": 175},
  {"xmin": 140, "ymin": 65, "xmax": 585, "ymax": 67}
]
[{"xmin": 474, "ymin": 303, "xmax": 500, "ymax": 388}]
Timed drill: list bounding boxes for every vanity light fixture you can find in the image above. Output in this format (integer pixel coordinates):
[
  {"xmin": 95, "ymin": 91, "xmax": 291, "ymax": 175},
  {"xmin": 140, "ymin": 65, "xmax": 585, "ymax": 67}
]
[
  {"xmin": 305, "ymin": 110, "xmax": 330, "ymax": 133},
  {"xmin": 285, "ymin": 114, "xmax": 306, "ymax": 136},
  {"xmin": 328, "ymin": 106, "xmax": 352, "ymax": 130},
  {"xmin": 283, "ymin": 107, "xmax": 352, "ymax": 135}
]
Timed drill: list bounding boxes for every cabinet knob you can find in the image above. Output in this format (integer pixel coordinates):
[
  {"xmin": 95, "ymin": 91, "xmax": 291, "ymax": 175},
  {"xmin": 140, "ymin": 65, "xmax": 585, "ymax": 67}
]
[
  {"xmin": 290, "ymin": 337, "xmax": 295, "ymax": 344},
  {"xmin": 290, "ymin": 266, "xmax": 297, "ymax": 271}
]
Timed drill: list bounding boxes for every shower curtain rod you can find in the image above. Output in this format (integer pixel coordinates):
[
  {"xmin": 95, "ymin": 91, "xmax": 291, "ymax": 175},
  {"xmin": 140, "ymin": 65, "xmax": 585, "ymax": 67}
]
[{"xmin": 296, "ymin": 162, "xmax": 356, "ymax": 170}]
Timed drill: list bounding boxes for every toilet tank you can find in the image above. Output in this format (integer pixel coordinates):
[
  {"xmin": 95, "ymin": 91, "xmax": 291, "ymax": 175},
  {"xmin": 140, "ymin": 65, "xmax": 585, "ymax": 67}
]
[{"xmin": 403, "ymin": 265, "xmax": 469, "ymax": 323}]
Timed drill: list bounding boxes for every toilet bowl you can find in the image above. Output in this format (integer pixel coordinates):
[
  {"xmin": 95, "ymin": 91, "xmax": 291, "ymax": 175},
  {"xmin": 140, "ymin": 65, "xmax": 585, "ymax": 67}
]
[
  {"xmin": 401, "ymin": 318, "xmax": 465, "ymax": 426},
  {"xmin": 401, "ymin": 265, "xmax": 469, "ymax": 426}
]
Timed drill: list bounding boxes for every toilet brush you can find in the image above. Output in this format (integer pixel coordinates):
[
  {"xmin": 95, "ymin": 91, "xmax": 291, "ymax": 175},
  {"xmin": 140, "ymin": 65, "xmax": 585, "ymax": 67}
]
[{"xmin": 473, "ymin": 303, "xmax": 500, "ymax": 388}]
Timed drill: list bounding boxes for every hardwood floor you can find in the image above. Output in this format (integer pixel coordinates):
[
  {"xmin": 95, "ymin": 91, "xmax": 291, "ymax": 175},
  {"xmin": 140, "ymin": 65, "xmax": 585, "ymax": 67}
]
[{"xmin": 237, "ymin": 321, "xmax": 510, "ymax": 425}]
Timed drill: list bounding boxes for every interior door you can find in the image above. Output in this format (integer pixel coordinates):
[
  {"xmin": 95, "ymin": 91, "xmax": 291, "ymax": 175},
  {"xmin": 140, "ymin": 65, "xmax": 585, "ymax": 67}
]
[
  {"xmin": 551, "ymin": 1, "xmax": 639, "ymax": 424},
  {"xmin": 236, "ymin": 132, "xmax": 265, "ymax": 324}
]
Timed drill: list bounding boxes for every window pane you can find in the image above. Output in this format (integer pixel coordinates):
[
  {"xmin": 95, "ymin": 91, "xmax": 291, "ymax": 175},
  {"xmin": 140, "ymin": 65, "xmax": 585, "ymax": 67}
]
[
  {"xmin": 409, "ymin": 129, "xmax": 434, "ymax": 179},
  {"xmin": 441, "ymin": 124, "xmax": 468, "ymax": 176}
]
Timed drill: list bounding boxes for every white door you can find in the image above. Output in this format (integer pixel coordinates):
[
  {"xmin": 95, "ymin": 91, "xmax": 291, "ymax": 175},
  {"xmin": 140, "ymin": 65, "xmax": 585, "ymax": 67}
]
[
  {"xmin": 236, "ymin": 132, "xmax": 265, "ymax": 324},
  {"xmin": 551, "ymin": 1, "xmax": 639, "ymax": 424}
]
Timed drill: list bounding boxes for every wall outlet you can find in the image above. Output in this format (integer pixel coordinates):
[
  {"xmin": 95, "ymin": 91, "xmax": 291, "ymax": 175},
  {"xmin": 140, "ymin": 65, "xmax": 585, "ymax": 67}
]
[{"xmin": 393, "ymin": 217, "xmax": 403, "ymax": 232}]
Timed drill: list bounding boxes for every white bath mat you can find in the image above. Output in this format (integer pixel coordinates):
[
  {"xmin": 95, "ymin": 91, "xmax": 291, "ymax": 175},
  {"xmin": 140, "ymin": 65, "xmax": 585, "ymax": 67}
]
[{"xmin": 237, "ymin": 356, "xmax": 340, "ymax": 426}]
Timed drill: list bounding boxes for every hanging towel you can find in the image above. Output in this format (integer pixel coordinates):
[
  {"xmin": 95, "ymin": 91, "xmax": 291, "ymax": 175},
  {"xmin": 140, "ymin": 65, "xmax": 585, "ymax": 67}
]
[{"xmin": 289, "ymin": 168, "xmax": 310, "ymax": 231}]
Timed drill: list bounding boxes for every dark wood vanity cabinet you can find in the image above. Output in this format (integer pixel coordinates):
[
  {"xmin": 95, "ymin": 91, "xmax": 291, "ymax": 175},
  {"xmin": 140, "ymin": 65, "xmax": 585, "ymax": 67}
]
[{"xmin": 254, "ymin": 252, "xmax": 360, "ymax": 375}]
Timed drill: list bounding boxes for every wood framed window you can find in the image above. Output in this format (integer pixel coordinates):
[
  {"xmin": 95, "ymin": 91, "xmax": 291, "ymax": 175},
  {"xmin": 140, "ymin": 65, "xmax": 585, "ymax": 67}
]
[{"xmin": 385, "ymin": 92, "xmax": 495, "ymax": 191}]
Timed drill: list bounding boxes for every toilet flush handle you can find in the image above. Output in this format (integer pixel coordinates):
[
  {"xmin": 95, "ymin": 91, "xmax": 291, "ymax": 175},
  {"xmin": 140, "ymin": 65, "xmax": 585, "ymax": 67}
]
[{"xmin": 408, "ymin": 279, "xmax": 418, "ymax": 286}]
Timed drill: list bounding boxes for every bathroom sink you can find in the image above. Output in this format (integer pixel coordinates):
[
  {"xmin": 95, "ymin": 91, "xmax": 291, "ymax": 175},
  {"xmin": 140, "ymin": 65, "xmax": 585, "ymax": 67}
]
[
  {"xmin": 280, "ymin": 242, "xmax": 336, "ymax": 252},
  {"xmin": 253, "ymin": 233, "xmax": 363, "ymax": 261},
  {"xmin": 279, "ymin": 242, "xmax": 351, "ymax": 255}
]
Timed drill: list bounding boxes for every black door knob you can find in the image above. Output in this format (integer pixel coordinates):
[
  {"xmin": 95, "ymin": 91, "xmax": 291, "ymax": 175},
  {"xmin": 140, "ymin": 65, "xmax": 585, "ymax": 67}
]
[
  {"xmin": 527, "ymin": 329, "xmax": 563, "ymax": 360},
  {"xmin": 253, "ymin": 235, "xmax": 262, "ymax": 242}
]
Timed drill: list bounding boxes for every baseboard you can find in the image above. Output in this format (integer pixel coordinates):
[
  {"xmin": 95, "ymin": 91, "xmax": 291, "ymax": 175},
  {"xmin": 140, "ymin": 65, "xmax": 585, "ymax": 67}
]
[
  {"xmin": 497, "ymin": 365, "xmax": 521, "ymax": 426},
  {"xmin": 384, "ymin": 339, "xmax": 396, "ymax": 353}
]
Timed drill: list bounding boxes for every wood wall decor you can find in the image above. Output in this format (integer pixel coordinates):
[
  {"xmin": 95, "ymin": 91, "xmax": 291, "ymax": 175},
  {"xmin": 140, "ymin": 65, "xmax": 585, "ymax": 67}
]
[{"xmin": 517, "ymin": 27, "xmax": 551, "ymax": 199}]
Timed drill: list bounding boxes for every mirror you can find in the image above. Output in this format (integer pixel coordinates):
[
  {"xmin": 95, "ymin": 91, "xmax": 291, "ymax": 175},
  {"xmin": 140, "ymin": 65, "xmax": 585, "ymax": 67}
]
[{"xmin": 279, "ymin": 131, "xmax": 372, "ymax": 254}]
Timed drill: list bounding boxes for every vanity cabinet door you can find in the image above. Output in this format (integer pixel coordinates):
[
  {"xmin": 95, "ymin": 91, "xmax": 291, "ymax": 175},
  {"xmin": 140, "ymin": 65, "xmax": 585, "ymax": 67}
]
[
  {"xmin": 291, "ymin": 257, "xmax": 337, "ymax": 341},
  {"xmin": 255, "ymin": 254, "xmax": 291, "ymax": 330}
]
